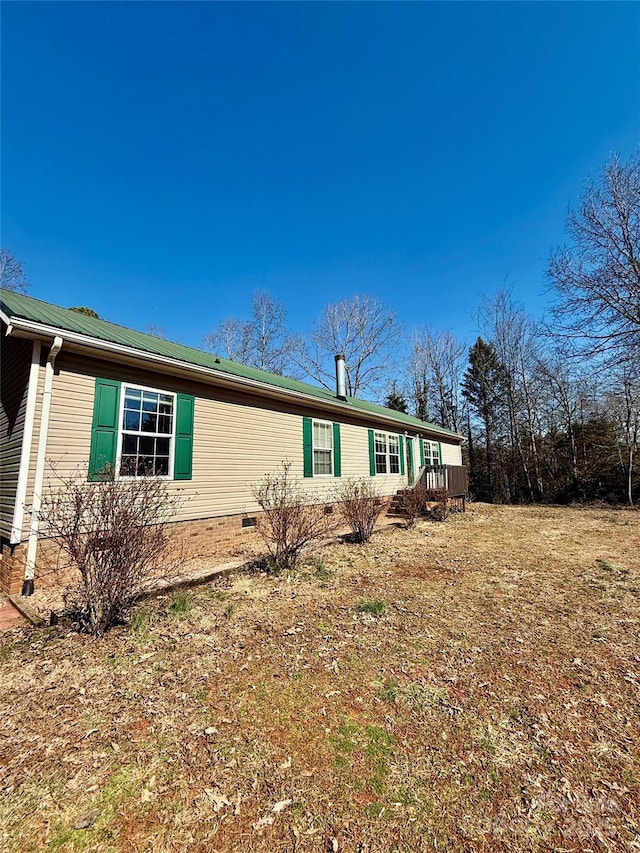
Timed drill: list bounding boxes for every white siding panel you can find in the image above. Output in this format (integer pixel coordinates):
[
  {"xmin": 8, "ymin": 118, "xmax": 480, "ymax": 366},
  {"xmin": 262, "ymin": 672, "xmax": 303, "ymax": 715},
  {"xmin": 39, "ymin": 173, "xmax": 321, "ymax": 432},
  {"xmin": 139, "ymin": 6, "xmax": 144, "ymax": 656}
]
[{"xmin": 440, "ymin": 441, "xmax": 463, "ymax": 466}]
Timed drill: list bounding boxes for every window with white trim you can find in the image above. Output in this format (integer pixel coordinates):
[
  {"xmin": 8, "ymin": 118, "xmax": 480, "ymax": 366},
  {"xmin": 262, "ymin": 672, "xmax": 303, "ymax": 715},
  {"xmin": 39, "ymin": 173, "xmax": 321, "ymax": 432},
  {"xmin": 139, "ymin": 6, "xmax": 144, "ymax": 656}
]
[
  {"xmin": 313, "ymin": 419, "xmax": 333, "ymax": 476},
  {"xmin": 423, "ymin": 439, "xmax": 440, "ymax": 467},
  {"xmin": 119, "ymin": 385, "xmax": 175, "ymax": 477},
  {"xmin": 375, "ymin": 431, "xmax": 401, "ymax": 474},
  {"xmin": 388, "ymin": 434, "xmax": 400, "ymax": 474},
  {"xmin": 375, "ymin": 431, "xmax": 388, "ymax": 474}
]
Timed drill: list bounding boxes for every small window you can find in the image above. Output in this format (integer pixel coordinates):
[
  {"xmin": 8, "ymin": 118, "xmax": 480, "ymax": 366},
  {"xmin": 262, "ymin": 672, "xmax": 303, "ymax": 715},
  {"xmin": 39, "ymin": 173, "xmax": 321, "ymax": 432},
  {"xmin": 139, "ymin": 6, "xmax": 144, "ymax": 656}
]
[
  {"xmin": 423, "ymin": 440, "xmax": 440, "ymax": 467},
  {"xmin": 119, "ymin": 385, "xmax": 175, "ymax": 477},
  {"xmin": 313, "ymin": 420, "xmax": 333, "ymax": 476}
]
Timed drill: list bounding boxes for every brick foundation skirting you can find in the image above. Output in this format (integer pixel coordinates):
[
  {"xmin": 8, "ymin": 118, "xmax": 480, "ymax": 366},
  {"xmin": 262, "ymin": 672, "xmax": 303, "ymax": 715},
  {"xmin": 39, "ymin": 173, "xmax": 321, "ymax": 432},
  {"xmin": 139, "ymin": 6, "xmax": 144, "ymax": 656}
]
[
  {"xmin": 0, "ymin": 541, "xmax": 28, "ymax": 596},
  {"xmin": 0, "ymin": 513, "xmax": 261, "ymax": 596},
  {"xmin": 0, "ymin": 497, "xmax": 394, "ymax": 596}
]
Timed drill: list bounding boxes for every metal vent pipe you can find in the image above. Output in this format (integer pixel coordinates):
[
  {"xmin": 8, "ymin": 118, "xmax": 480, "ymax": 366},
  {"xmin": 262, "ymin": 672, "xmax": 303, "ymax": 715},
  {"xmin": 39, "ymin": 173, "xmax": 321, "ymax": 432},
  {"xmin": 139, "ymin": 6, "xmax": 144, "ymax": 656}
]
[{"xmin": 335, "ymin": 353, "xmax": 347, "ymax": 400}]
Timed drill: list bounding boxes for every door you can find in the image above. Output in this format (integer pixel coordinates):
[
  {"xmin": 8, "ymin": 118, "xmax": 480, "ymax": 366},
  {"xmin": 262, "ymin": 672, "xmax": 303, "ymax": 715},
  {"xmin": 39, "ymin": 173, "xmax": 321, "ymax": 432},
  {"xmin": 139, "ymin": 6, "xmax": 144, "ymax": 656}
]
[{"xmin": 406, "ymin": 437, "xmax": 415, "ymax": 486}]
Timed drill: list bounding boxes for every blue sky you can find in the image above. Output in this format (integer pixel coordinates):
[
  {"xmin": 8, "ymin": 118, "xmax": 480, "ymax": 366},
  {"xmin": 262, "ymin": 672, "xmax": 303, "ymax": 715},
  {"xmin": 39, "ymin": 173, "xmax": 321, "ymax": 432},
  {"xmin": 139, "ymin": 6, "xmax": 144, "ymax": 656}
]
[{"xmin": 2, "ymin": 2, "xmax": 639, "ymax": 352}]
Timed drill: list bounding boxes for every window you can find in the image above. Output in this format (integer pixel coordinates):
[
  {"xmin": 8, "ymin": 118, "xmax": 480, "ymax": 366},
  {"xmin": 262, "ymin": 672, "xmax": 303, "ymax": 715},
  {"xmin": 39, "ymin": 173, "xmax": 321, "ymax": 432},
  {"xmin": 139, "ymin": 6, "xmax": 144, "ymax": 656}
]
[
  {"xmin": 303, "ymin": 418, "xmax": 341, "ymax": 478},
  {"xmin": 389, "ymin": 435, "xmax": 400, "ymax": 474},
  {"xmin": 373, "ymin": 431, "xmax": 402, "ymax": 475},
  {"xmin": 375, "ymin": 431, "xmax": 388, "ymax": 474},
  {"xmin": 423, "ymin": 439, "xmax": 440, "ymax": 467},
  {"xmin": 313, "ymin": 420, "xmax": 333, "ymax": 475},
  {"xmin": 89, "ymin": 378, "xmax": 194, "ymax": 482},
  {"xmin": 119, "ymin": 385, "xmax": 175, "ymax": 477}
]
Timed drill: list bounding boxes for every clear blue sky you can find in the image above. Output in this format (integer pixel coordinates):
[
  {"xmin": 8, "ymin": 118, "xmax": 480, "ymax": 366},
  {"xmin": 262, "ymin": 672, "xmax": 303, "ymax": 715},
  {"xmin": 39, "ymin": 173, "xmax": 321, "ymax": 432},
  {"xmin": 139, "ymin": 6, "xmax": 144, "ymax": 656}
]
[{"xmin": 2, "ymin": 2, "xmax": 639, "ymax": 350}]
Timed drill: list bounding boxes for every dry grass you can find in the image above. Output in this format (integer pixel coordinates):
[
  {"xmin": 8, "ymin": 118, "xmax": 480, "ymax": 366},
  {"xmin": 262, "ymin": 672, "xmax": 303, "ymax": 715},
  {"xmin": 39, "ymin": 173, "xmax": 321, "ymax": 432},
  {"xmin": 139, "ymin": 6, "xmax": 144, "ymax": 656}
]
[{"xmin": 1, "ymin": 504, "xmax": 639, "ymax": 852}]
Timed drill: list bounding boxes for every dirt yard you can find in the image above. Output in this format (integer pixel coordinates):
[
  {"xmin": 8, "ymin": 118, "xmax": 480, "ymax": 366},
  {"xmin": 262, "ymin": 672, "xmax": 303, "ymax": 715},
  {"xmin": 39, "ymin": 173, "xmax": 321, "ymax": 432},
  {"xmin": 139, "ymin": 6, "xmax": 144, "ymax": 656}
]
[{"xmin": 1, "ymin": 504, "xmax": 639, "ymax": 852}]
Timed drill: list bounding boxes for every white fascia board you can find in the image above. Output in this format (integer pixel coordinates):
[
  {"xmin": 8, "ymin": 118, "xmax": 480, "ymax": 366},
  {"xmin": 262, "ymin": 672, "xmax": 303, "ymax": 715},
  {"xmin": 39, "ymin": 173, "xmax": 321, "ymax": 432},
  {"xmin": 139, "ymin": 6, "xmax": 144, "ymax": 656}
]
[{"xmin": 5, "ymin": 316, "xmax": 465, "ymax": 442}]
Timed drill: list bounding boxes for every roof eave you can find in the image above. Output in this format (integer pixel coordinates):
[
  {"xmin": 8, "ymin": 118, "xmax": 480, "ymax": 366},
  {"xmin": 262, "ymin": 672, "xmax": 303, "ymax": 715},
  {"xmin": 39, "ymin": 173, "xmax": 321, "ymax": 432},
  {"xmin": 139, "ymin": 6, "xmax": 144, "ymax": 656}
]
[{"xmin": 3, "ymin": 315, "xmax": 464, "ymax": 442}]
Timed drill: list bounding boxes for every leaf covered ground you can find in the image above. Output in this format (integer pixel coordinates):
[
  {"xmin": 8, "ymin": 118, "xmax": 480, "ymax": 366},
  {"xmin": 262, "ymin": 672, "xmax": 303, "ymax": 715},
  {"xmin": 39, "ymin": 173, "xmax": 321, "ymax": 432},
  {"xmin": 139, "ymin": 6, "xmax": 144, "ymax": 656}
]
[{"xmin": 1, "ymin": 504, "xmax": 639, "ymax": 852}]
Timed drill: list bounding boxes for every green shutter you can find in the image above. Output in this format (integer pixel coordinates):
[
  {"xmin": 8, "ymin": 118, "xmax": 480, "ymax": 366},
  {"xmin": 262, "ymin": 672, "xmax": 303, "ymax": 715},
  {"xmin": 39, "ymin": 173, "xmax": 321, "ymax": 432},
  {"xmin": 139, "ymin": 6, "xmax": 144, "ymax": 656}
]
[
  {"xmin": 303, "ymin": 417, "xmax": 313, "ymax": 477},
  {"xmin": 399, "ymin": 435, "xmax": 405, "ymax": 475},
  {"xmin": 419, "ymin": 439, "xmax": 425, "ymax": 466},
  {"xmin": 88, "ymin": 378, "xmax": 121, "ymax": 480},
  {"xmin": 438, "ymin": 442, "xmax": 443, "ymax": 465},
  {"xmin": 174, "ymin": 394, "xmax": 195, "ymax": 480},
  {"xmin": 368, "ymin": 429, "xmax": 376, "ymax": 476},
  {"xmin": 332, "ymin": 422, "xmax": 341, "ymax": 477}
]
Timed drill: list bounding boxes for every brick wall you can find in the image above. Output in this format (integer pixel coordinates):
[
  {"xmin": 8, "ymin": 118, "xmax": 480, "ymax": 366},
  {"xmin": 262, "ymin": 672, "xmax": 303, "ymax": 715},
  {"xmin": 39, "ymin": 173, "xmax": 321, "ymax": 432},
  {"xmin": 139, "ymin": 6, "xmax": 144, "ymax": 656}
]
[
  {"xmin": 0, "ymin": 540, "xmax": 27, "ymax": 596},
  {"xmin": 0, "ymin": 500, "xmax": 396, "ymax": 596},
  {"xmin": 0, "ymin": 512, "xmax": 261, "ymax": 596},
  {"xmin": 173, "ymin": 514, "xmax": 259, "ymax": 555}
]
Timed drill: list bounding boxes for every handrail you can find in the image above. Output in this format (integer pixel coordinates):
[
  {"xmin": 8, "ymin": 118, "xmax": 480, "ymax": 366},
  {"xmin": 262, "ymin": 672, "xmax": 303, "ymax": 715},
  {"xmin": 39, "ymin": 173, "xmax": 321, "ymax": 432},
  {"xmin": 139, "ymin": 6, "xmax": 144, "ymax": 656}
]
[{"xmin": 415, "ymin": 464, "xmax": 467, "ymax": 497}]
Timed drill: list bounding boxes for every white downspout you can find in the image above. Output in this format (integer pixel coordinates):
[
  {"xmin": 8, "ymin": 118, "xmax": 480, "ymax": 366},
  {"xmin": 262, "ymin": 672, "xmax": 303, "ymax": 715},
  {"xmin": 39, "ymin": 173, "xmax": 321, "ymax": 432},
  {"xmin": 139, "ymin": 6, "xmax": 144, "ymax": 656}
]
[
  {"xmin": 10, "ymin": 340, "xmax": 42, "ymax": 545},
  {"xmin": 22, "ymin": 336, "xmax": 63, "ymax": 596}
]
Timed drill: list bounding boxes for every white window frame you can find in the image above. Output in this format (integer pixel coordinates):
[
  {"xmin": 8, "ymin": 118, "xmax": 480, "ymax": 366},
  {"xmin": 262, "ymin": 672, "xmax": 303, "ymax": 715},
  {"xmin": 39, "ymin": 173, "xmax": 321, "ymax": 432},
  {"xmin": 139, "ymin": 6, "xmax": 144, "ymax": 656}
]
[
  {"xmin": 374, "ymin": 431, "xmax": 402, "ymax": 475},
  {"xmin": 374, "ymin": 430, "xmax": 388, "ymax": 474},
  {"xmin": 423, "ymin": 439, "xmax": 440, "ymax": 467},
  {"xmin": 312, "ymin": 418, "xmax": 334, "ymax": 477},
  {"xmin": 116, "ymin": 382, "xmax": 177, "ymax": 479},
  {"xmin": 388, "ymin": 434, "xmax": 401, "ymax": 474}
]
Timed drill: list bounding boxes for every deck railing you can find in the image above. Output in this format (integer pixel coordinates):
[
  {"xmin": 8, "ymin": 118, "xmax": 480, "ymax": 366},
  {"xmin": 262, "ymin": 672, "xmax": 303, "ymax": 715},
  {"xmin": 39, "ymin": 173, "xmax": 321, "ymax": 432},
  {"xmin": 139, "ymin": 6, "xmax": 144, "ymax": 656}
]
[{"xmin": 416, "ymin": 464, "xmax": 468, "ymax": 497}]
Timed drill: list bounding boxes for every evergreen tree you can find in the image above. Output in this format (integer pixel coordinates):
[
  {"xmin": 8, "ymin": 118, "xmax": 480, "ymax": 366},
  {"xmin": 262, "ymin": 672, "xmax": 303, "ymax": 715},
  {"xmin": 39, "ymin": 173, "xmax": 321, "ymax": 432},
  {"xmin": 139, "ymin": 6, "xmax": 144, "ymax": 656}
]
[
  {"xmin": 462, "ymin": 338, "xmax": 505, "ymax": 501},
  {"xmin": 384, "ymin": 382, "xmax": 408, "ymax": 413},
  {"xmin": 70, "ymin": 306, "xmax": 101, "ymax": 319}
]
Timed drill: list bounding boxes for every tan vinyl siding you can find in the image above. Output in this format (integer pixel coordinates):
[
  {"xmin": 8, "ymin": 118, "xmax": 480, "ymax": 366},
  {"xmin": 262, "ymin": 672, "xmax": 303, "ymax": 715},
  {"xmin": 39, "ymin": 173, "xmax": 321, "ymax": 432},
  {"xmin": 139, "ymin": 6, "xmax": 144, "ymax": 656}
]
[
  {"xmin": 43, "ymin": 354, "xmax": 411, "ymax": 521},
  {"xmin": 0, "ymin": 336, "xmax": 33, "ymax": 538},
  {"xmin": 42, "ymin": 353, "xmax": 462, "ymax": 521},
  {"xmin": 440, "ymin": 440, "xmax": 463, "ymax": 466}
]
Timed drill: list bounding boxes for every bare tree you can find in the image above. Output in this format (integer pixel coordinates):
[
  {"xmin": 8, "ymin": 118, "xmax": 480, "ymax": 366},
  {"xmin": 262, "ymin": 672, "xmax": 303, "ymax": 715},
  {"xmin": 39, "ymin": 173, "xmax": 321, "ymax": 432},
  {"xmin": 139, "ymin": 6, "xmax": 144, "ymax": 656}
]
[
  {"xmin": 298, "ymin": 294, "xmax": 402, "ymax": 398},
  {"xmin": 251, "ymin": 462, "xmax": 335, "ymax": 569},
  {"xmin": 40, "ymin": 464, "xmax": 182, "ymax": 635},
  {"xmin": 409, "ymin": 328, "xmax": 465, "ymax": 430},
  {"xmin": 334, "ymin": 478, "xmax": 385, "ymax": 543},
  {"xmin": 203, "ymin": 291, "xmax": 299, "ymax": 376},
  {"xmin": 146, "ymin": 324, "xmax": 168, "ymax": 339},
  {"xmin": 548, "ymin": 151, "xmax": 640, "ymax": 365},
  {"xmin": 479, "ymin": 290, "xmax": 545, "ymax": 501},
  {"xmin": 606, "ymin": 369, "xmax": 640, "ymax": 505},
  {"xmin": 408, "ymin": 345, "xmax": 430, "ymax": 422},
  {"xmin": 0, "ymin": 249, "xmax": 29, "ymax": 293}
]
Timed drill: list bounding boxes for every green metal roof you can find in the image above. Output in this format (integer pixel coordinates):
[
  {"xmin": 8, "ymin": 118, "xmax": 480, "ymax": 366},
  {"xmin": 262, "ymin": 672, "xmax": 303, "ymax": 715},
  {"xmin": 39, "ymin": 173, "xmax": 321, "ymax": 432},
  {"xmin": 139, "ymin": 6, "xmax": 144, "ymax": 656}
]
[{"xmin": 0, "ymin": 289, "xmax": 462, "ymax": 439}]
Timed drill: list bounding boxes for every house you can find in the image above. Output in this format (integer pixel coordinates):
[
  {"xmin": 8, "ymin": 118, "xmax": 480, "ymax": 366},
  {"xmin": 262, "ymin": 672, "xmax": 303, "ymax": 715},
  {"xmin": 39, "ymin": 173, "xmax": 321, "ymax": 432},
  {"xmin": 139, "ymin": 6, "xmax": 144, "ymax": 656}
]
[{"xmin": 0, "ymin": 291, "xmax": 465, "ymax": 596}]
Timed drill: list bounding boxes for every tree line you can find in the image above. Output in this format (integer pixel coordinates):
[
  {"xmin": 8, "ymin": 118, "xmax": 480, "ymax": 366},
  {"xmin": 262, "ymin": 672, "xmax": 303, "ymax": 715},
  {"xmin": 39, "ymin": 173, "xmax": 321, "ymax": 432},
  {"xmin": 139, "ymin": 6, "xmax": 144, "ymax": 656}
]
[
  {"xmin": 2, "ymin": 153, "xmax": 638, "ymax": 504},
  {"xmin": 201, "ymin": 153, "xmax": 639, "ymax": 505}
]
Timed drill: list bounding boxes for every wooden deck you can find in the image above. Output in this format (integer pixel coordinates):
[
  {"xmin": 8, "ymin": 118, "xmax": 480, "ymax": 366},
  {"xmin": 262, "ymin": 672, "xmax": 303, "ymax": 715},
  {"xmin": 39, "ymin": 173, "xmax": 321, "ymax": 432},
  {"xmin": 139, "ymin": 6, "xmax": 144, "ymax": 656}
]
[{"xmin": 416, "ymin": 464, "xmax": 468, "ymax": 498}]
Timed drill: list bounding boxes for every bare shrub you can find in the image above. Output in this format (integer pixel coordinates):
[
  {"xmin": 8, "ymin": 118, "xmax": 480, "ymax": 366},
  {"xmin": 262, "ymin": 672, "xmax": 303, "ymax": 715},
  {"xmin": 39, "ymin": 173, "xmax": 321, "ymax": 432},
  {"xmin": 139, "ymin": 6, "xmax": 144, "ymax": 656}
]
[
  {"xmin": 334, "ymin": 478, "xmax": 386, "ymax": 543},
  {"xmin": 430, "ymin": 486, "xmax": 451, "ymax": 522},
  {"xmin": 251, "ymin": 462, "xmax": 335, "ymax": 570},
  {"xmin": 41, "ymin": 464, "xmax": 182, "ymax": 635},
  {"xmin": 397, "ymin": 484, "xmax": 428, "ymax": 529}
]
